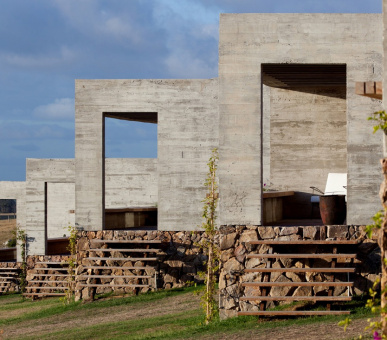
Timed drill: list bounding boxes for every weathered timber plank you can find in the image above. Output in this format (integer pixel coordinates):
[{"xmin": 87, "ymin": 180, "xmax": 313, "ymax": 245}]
[
  {"xmin": 247, "ymin": 240, "xmax": 359, "ymax": 245},
  {"xmin": 23, "ymin": 293, "xmax": 66, "ymax": 296},
  {"xmin": 245, "ymin": 268, "xmax": 355, "ymax": 273},
  {"xmin": 33, "ymin": 268, "xmax": 69, "ymax": 271},
  {"xmin": 240, "ymin": 296, "xmax": 351, "ymax": 302},
  {"xmin": 35, "ymin": 262, "xmax": 69, "ymax": 265},
  {"xmin": 88, "ymin": 248, "xmax": 160, "ymax": 253},
  {"xmin": 85, "ymin": 257, "xmax": 158, "ymax": 261},
  {"xmin": 77, "ymin": 284, "xmax": 150, "ymax": 288},
  {"xmin": 78, "ymin": 275, "xmax": 152, "ymax": 279},
  {"xmin": 91, "ymin": 240, "xmax": 162, "ymax": 244},
  {"xmin": 81, "ymin": 266, "xmax": 148, "ymax": 270},
  {"xmin": 28, "ymin": 280, "xmax": 68, "ymax": 284},
  {"xmin": 246, "ymin": 254, "xmax": 356, "ymax": 259},
  {"xmin": 28, "ymin": 274, "xmax": 68, "ymax": 277},
  {"xmin": 238, "ymin": 311, "xmax": 350, "ymax": 316},
  {"xmin": 26, "ymin": 286, "xmax": 68, "ymax": 290},
  {"xmin": 242, "ymin": 282, "xmax": 353, "ymax": 287}
]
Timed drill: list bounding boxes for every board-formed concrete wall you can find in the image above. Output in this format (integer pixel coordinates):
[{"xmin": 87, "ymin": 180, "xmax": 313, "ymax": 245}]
[
  {"xmin": 75, "ymin": 79, "xmax": 219, "ymax": 231},
  {"xmin": 26, "ymin": 159, "xmax": 75, "ymax": 255},
  {"xmin": 105, "ymin": 158, "xmax": 157, "ymax": 209},
  {"xmin": 269, "ymin": 86, "xmax": 347, "ymax": 192},
  {"xmin": 219, "ymin": 13, "xmax": 383, "ymax": 226},
  {"xmin": 47, "ymin": 182, "xmax": 75, "ymax": 239},
  {"xmin": 25, "ymin": 158, "xmax": 160, "ymax": 255},
  {"xmin": 266, "ymin": 86, "xmax": 347, "ymax": 218}
]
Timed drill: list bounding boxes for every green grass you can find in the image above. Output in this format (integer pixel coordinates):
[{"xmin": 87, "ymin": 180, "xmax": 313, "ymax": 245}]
[
  {"xmin": 0, "ymin": 285, "xmax": 201, "ymax": 327},
  {"xmin": 0, "ymin": 288, "xmax": 376, "ymax": 340}
]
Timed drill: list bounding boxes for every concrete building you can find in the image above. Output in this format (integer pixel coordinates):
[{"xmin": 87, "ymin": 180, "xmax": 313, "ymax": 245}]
[{"xmin": 1, "ymin": 13, "xmax": 383, "ymax": 256}]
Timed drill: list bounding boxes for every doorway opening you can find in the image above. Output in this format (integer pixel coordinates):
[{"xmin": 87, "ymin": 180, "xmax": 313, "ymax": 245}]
[
  {"xmin": 103, "ymin": 112, "xmax": 158, "ymax": 230},
  {"xmin": 261, "ymin": 64, "xmax": 347, "ymax": 226}
]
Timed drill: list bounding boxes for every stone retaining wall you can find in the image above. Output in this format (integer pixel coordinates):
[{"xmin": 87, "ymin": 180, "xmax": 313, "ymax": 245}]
[
  {"xmin": 76, "ymin": 230, "xmax": 211, "ymax": 300},
  {"xmin": 0, "ymin": 261, "xmax": 20, "ymax": 293},
  {"xmin": 218, "ymin": 225, "xmax": 380, "ymax": 319},
  {"xmin": 26, "ymin": 254, "xmax": 71, "ymax": 279}
]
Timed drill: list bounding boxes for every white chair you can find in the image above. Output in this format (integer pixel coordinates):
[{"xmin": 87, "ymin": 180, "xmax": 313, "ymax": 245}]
[{"xmin": 310, "ymin": 173, "xmax": 347, "ymax": 215}]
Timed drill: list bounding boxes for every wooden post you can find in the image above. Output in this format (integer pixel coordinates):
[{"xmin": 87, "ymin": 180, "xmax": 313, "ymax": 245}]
[
  {"xmin": 327, "ymin": 246, "xmax": 337, "ymax": 311},
  {"xmin": 259, "ymin": 248, "xmax": 273, "ymax": 311},
  {"xmin": 379, "ymin": 158, "xmax": 387, "ymax": 336}
]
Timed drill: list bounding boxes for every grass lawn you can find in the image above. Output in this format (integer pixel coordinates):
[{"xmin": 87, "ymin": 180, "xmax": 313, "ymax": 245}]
[{"xmin": 0, "ymin": 287, "xmax": 377, "ymax": 340}]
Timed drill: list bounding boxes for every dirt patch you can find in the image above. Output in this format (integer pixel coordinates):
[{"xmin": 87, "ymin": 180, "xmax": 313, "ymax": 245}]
[
  {"xmin": 196, "ymin": 317, "xmax": 377, "ymax": 340},
  {"xmin": 0, "ymin": 220, "xmax": 16, "ymax": 246},
  {"xmin": 1, "ymin": 291, "xmax": 376, "ymax": 340},
  {"xmin": 0, "ymin": 298, "xmax": 58, "ymax": 321},
  {"xmin": 2, "ymin": 293, "xmax": 201, "ymax": 339}
]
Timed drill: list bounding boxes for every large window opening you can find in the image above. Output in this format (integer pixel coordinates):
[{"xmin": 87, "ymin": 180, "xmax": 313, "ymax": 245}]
[
  {"xmin": 103, "ymin": 113, "xmax": 158, "ymax": 231},
  {"xmin": 45, "ymin": 182, "xmax": 75, "ymax": 255},
  {"xmin": 261, "ymin": 64, "xmax": 347, "ymax": 226}
]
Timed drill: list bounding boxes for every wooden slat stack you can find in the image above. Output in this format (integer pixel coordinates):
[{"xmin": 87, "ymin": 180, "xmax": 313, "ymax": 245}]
[
  {"xmin": 78, "ymin": 239, "xmax": 162, "ymax": 294},
  {"xmin": 238, "ymin": 240, "xmax": 359, "ymax": 317}
]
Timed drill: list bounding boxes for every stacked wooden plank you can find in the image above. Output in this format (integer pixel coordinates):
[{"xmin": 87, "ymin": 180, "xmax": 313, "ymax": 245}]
[
  {"xmin": 238, "ymin": 240, "xmax": 358, "ymax": 316},
  {"xmin": 24, "ymin": 261, "xmax": 69, "ymax": 298},
  {"xmin": 0, "ymin": 267, "xmax": 19, "ymax": 293},
  {"xmin": 78, "ymin": 239, "xmax": 162, "ymax": 294}
]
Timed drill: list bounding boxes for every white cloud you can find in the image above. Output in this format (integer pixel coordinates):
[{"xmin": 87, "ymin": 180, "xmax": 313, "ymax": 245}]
[
  {"xmin": 0, "ymin": 121, "xmax": 71, "ymax": 140},
  {"xmin": 0, "ymin": 46, "xmax": 76, "ymax": 69},
  {"xmin": 152, "ymin": 0, "xmax": 219, "ymax": 78},
  {"xmin": 165, "ymin": 51, "xmax": 217, "ymax": 78},
  {"xmin": 33, "ymin": 98, "xmax": 74, "ymax": 120},
  {"xmin": 52, "ymin": 1, "xmax": 145, "ymax": 46}
]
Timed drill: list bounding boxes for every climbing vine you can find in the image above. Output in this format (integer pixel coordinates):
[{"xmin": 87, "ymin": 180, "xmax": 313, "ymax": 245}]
[
  {"xmin": 61, "ymin": 225, "xmax": 77, "ymax": 304},
  {"xmin": 368, "ymin": 110, "xmax": 387, "ymax": 134},
  {"xmin": 199, "ymin": 148, "xmax": 220, "ymax": 324},
  {"xmin": 16, "ymin": 227, "xmax": 27, "ymax": 297}
]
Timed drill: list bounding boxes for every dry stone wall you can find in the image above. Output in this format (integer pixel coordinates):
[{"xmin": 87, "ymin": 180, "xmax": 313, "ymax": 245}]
[
  {"xmin": 0, "ymin": 262, "xmax": 20, "ymax": 293},
  {"xmin": 25, "ymin": 255, "xmax": 71, "ymax": 294},
  {"xmin": 219, "ymin": 225, "xmax": 380, "ymax": 319},
  {"xmin": 76, "ymin": 230, "xmax": 211, "ymax": 300}
]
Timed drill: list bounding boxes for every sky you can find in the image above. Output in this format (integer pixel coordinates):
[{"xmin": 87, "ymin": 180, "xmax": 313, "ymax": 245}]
[{"xmin": 0, "ymin": 0, "xmax": 382, "ymax": 181}]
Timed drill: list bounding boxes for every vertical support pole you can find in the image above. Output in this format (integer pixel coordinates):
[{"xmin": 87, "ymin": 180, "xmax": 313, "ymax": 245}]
[
  {"xmin": 379, "ymin": 158, "xmax": 387, "ymax": 335},
  {"xmin": 259, "ymin": 247, "xmax": 273, "ymax": 311},
  {"xmin": 327, "ymin": 246, "xmax": 337, "ymax": 311},
  {"xmin": 44, "ymin": 182, "xmax": 48, "ymax": 256}
]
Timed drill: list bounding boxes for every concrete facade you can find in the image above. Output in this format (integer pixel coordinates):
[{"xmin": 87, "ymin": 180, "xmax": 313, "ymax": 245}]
[
  {"xmin": 75, "ymin": 79, "xmax": 219, "ymax": 231},
  {"xmin": 219, "ymin": 13, "xmax": 383, "ymax": 225},
  {"xmin": 105, "ymin": 158, "xmax": 158, "ymax": 209},
  {"xmin": 47, "ymin": 182, "xmax": 75, "ymax": 239},
  {"xmin": 26, "ymin": 159, "xmax": 75, "ymax": 255},
  {"xmin": 0, "ymin": 13, "xmax": 385, "ymax": 256},
  {"xmin": 23, "ymin": 158, "xmax": 160, "ymax": 255}
]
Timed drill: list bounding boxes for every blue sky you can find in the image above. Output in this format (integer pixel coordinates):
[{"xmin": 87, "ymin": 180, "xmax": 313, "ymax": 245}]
[{"xmin": 0, "ymin": 0, "xmax": 382, "ymax": 181}]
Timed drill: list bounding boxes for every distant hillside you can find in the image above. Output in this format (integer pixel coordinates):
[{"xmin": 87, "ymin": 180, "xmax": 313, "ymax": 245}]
[{"xmin": 0, "ymin": 199, "xmax": 16, "ymax": 213}]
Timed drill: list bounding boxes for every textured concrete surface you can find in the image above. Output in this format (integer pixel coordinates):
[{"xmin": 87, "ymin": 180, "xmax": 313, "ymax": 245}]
[
  {"xmin": 2, "ymin": 12, "xmax": 385, "ymax": 256},
  {"xmin": 26, "ymin": 159, "xmax": 75, "ymax": 255},
  {"xmin": 25, "ymin": 158, "xmax": 160, "ymax": 255},
  {"xmin": 105, "ymin": 158, "xmax": 157, "ymax": 209},
  {"xmin": 219, "ymin": 13, "xmax": 383, "ymax": 225},
  {"xmin": 75, "ymin": 79, "xmax": 218, "ymax": 231},
  {"xmin": 47, "ymin": 182, "xmax": 75, "ymax": 239}
]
